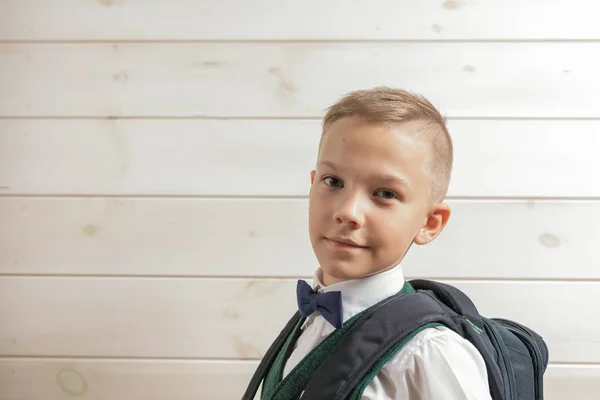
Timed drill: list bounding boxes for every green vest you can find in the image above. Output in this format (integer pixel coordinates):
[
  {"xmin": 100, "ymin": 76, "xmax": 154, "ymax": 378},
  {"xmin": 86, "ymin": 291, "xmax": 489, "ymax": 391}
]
[{"xmin": 260, "ymin": 281, "xmax": 441, "ymax": 400}]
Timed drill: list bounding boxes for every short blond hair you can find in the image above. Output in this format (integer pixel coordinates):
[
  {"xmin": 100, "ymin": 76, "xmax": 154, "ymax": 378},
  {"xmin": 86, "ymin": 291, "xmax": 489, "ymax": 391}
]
[{"xmin": 321, "ymin": 87, "xmax": 453, "ymax": 203}]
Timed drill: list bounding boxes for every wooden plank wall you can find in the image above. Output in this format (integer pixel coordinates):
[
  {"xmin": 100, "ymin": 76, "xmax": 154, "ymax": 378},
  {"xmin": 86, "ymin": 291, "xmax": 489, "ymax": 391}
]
[{"xmin": 1, "ymin": 1, "xmax": 600, "ymax": 399}]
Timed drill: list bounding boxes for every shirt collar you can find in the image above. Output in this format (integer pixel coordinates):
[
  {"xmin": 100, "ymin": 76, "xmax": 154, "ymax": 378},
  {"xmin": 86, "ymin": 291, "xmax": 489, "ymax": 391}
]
[{"xmin": 301, "ymin": 264, "xmax": 406, "ymax": 332}]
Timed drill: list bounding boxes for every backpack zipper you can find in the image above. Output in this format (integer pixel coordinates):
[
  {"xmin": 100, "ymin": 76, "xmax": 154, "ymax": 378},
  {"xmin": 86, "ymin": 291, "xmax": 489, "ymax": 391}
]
[
  {"xmin": 483, "ymin": 318, "xmax": 516, "ymax": 400},
  {"xmin": 493, "ymin": 318, "xmax": 544, "ymax": 400}
]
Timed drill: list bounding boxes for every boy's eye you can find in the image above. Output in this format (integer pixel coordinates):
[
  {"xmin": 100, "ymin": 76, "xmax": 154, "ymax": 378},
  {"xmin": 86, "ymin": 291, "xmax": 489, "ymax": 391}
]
[
  {"xmin": 323, "ymin": 176, "xmax": 343, "ymax": 187},
  {"xmin": 375, "ymin": 189, "xmax": 399, "ymax": 200}
]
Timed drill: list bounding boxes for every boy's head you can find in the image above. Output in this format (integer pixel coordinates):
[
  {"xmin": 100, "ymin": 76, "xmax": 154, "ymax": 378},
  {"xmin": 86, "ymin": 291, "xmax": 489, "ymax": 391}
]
[{"xmin": 308, "ymin": 87, "xmax": 453, "ymax": 286}]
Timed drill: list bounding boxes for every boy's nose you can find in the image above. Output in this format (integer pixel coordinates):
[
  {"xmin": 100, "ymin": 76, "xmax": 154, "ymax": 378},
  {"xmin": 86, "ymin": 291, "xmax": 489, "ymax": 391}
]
[{"xmin": 333, "ymin": 192, "xmax": 367, "ymax": 228}]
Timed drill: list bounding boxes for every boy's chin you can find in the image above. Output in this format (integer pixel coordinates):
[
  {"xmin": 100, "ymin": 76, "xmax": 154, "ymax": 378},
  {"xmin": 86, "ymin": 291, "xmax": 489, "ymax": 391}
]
[{"xmin": 320, "ymin": 263, "xmax": 384, "ymax": 286}]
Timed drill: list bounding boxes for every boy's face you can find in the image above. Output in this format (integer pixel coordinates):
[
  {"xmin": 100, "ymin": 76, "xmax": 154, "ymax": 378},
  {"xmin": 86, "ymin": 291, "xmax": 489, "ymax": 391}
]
[{"xmin": 308, "ymin": 117, "xmax": 450, "ymax": 286}]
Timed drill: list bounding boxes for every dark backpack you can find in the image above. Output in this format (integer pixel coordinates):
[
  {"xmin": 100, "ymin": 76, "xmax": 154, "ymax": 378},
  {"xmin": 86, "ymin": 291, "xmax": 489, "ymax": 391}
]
[{"xmin": 243, "ymin": 279, "xmax": 549, "ymax": 400}]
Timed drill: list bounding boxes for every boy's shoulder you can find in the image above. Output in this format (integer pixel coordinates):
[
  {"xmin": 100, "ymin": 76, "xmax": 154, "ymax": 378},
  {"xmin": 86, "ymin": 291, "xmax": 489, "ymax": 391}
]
[
  {"xmin": 374, "ymin": 325, "xmax": 492, "ymax": 398},
  {"xmin": 389, "ymin": 324, "xmax": 486, "ymax": 367}
]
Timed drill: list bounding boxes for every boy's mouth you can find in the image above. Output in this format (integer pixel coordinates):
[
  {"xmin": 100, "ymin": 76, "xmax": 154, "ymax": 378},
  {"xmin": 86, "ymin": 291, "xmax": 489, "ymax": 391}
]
[{"xmin": 326, "ymin": 236, "xmax": 369, "ymax": 249}]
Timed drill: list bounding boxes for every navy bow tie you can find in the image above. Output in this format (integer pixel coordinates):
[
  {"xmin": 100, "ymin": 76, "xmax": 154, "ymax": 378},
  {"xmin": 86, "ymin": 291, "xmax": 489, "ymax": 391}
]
[{"xmin": 296, "ymin": 280, "xmax": 343, "ymax": 329}]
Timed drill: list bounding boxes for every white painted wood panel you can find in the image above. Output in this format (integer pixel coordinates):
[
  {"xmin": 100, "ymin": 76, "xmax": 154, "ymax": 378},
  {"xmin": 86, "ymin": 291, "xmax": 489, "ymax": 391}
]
[
  {"xmin": 1, "ymin": 198, "xmax": 599, "ymax": 279},
  {"xmin": 0, "ymin": 359, "xmax": 258, "ymax": 399},
  {"xmin": 543, "ymin": 365, "xmax": 600, "ymax": 400},
  {"xmin": 0, "ymin": 359, "xmax": 598, "ymax": 400},
  {"xmin": 3, "ymin": 43, "xmax": 600, "ymax": 117},
  {"xmin": 1, "ymin": 278, "xmax": 599, "ymax": 363},
  {"xmin": 3, "ymin": 0, "xmax": 600, "ymax": 41},
  {"xmin": 2, "ymin": 119, "xmax": 599, "ymax": 197}
]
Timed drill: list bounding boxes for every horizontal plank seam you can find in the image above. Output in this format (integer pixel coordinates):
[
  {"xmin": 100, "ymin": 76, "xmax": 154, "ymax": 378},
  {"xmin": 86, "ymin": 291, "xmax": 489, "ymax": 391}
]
[
  {"xmin": 3, "ymin": 39, "xmax": 600, "ymax": 44},
  {"xmin": 0, "ymin": 355, "xmax": 598, "ymax": 367},
  {"xmin": 2, "ymin": 194, "xmax": 600, "ymax": 201},
  {"xmin": 0, "ymin": 356, "xmax": 258, "ymax": 364},
  {"xmin": 1, "ymin": 274, "xmax": 599, "ymax": 283},
  {"xmin": 4, "ymin": 116, "xmax": 600, "ymax": 121}
]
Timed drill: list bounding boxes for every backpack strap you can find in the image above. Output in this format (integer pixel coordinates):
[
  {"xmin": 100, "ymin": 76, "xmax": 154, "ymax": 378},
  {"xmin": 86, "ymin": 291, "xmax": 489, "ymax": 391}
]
[
  {"xmin": 242, "ymin": 312, "xmax": 302, "ymax": 400},
  {"xmin": 410, "ymin": 279, "xmax": 484, "ymax": 327},
  {"xmin": 299, "ymin": 291, "xmax": 457, "ymax": 400}
]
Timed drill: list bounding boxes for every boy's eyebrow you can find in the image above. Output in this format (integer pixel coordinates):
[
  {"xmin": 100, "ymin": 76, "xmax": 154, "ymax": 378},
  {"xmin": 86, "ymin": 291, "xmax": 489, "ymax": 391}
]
[
  {"xmin": 318, "ymin": 161, "xmax": 412, "ymax": 189},
  {"xmin": 318, "ymin": 160, "xmax": 339, "ymax": 170},
  {"xmin": 379, "ymin": 174, "xmax": 412, "ymax": 190}
]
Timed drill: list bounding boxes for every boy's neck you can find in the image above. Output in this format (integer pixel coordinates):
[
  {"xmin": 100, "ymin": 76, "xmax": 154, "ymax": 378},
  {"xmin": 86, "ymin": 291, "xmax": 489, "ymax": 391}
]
[{"xmin": 320, "ymin": 264, "xmax": 402, "ymax": 287}]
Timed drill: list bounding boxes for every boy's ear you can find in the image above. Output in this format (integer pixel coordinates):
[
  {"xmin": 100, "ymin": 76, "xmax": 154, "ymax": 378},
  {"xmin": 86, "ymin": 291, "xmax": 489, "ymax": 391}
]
[{"xmin": 414, "ymin": 202, "xmax": 451, "ymax": 245}]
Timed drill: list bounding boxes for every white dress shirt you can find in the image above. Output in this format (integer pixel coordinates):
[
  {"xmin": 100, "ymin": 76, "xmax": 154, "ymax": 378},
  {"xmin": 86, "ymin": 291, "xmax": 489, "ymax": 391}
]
[{"xmin": 282, "ymin": 265, "xmax": 493, "ymax": 400}]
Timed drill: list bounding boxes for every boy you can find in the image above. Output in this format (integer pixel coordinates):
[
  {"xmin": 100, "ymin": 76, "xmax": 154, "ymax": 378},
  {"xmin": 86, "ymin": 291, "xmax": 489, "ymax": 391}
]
[{"xmin": 252, "ymin": 87, "xmax": 492, "ymax": 399}]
